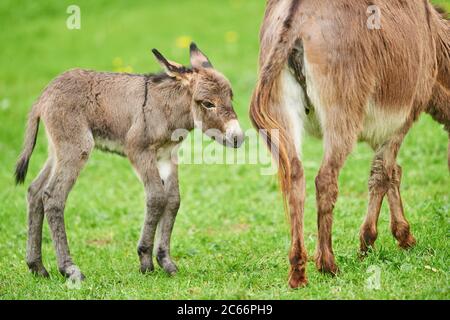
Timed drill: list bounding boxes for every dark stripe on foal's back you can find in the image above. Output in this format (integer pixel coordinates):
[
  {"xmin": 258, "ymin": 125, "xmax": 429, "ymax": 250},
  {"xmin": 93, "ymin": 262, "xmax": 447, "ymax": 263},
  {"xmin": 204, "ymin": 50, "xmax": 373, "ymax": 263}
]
[
  {"xmin": 142, "ymin": 75, "xmax": 150, "ymax": 108},
  {"xmin": 141, "ymin": 75, "xmax": 150, "ymax": 137}
]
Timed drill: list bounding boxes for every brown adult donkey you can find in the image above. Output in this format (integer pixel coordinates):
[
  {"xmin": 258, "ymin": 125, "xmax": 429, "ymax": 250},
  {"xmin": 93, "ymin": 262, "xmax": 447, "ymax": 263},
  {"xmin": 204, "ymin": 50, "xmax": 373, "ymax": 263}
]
[
  {"xmin": 15, "ymin": 43, "xmax": 244, "ymax": 281},
  {"xmin": 250, "ymin": 0, "xmax": 449, "ymax": 288}
]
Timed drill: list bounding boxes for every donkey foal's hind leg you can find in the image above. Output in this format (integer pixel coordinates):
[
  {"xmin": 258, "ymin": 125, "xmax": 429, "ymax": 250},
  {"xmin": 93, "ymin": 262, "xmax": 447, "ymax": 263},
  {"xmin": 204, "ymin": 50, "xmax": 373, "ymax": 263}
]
[
  {"xmin": 26, "ymin": 158, "xmax": 53, "ymax": 277},
  {"xmin": 43, "ymin": 140, "xmax": 93, "ymax": 281}
]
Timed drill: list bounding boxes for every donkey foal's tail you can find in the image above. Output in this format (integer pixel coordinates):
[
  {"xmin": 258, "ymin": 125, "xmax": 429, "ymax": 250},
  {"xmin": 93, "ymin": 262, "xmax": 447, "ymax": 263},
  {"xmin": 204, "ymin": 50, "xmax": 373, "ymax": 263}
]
[{"xmin": 15, "ymin": 106, "xmax": 40, "ymax": 185}]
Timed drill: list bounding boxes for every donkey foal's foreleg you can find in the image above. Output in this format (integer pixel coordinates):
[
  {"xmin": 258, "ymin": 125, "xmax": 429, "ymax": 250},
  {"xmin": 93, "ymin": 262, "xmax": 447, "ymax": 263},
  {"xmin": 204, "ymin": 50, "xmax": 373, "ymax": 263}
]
[
  {"xmin": 138, "ymin": 187, "xmax": 167, "ymax": 273},
  {"xmin": 130, "ymin": 151, "xmax": 167, "ymax": 273},
  {"xmin": 26, "ymin": 158, "xmax": 53, "ymax": 277},
  {"xmin": 155, "ymin": 166, "xmax": 180, "ymax": 275}
]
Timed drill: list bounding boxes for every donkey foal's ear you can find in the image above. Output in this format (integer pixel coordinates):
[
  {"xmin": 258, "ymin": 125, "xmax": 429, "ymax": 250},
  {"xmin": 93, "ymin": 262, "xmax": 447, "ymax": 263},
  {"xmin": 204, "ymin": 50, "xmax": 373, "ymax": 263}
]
[
  {"xmin": 190, "ymin": 42, "xmax": 213, "ymax": 70},
  {"xmin": 152, "ymin": 49, "xmax": 189, "ymax": 79}
]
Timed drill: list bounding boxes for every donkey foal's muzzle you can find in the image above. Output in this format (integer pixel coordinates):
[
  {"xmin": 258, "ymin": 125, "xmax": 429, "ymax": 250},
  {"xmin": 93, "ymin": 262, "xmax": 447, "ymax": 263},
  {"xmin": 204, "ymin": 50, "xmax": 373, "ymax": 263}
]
[{"xmin": 225, "ymin": 119, "xmax": 244, "ymax": 149}]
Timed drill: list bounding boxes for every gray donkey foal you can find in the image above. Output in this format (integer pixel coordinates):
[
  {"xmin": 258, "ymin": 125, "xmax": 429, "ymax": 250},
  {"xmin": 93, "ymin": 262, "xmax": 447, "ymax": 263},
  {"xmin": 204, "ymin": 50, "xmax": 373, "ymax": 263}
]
[{"xmin": 15, "ymin": 43, "xmax": 244, "ymax": 281}]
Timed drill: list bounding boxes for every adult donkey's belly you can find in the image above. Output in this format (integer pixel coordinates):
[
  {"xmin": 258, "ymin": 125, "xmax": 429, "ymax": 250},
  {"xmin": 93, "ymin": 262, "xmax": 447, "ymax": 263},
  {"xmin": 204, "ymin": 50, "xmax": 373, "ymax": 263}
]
[{"xmin": 285, "ymin": 42, "xmax": 410, "ymax": 150}]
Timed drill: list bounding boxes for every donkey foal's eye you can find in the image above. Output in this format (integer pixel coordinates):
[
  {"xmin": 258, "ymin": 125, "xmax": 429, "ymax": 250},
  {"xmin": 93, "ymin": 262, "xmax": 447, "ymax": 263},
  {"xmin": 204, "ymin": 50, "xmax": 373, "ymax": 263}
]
[{"xmin": 201, "ymin": 101, "xmax": 216, "ymax": 109}]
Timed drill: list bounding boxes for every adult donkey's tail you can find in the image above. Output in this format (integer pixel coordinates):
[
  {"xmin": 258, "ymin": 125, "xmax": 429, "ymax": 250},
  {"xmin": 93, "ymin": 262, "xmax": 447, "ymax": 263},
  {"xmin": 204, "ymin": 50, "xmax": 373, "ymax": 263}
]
[
  {"xmin": 426, "ymin": 83, "xmax": 450, "ymax": 171},
  {"xmin": 249, "ymin": 0, "xmax": 309, "ymax": 288},
  {"xmin": 15, "ymin": 104, "xmax": 40, "ymax": 184},
  {"xmin": 427, "ymin": 5, "xmax": 450, "ymax": 170},
  {"xmin": 249, "ymin": 0, "xmax": 302, "ymax": 198},
  {"xmin": 434, "ymin": 5, "xmax": 450, "ymax": 89}
]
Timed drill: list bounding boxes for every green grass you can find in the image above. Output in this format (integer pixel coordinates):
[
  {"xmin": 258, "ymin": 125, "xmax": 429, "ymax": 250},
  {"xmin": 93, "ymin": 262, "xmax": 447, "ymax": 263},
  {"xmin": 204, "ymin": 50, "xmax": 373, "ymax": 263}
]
[{"xmin": 0, "ymin": 0, "xmax": 449, "ymax": 300}]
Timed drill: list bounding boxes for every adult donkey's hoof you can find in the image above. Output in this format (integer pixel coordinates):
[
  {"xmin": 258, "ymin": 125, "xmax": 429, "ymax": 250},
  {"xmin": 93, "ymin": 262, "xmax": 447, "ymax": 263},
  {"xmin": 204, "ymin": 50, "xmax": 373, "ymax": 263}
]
[
  {"xmin": 315, "ymin": 253, "xmax": 339, "ymax": 276},
  {"xmin": 288, "ymin": 269, "xmax": 308, "ymax": 289},
  {"xmin": 398, "ymin": 233, "xmax": 416, "ymax": 250},
  {"xmin": 392, "ymin": 223, "xmax": 416, "ymax": 250}
]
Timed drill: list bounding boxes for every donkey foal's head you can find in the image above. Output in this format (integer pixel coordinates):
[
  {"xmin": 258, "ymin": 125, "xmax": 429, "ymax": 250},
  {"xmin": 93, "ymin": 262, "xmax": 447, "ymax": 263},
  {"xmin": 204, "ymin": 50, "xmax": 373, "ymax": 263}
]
[{"xmin": 152, "ymin": 43, "xmax": 244, "ymax": 148}]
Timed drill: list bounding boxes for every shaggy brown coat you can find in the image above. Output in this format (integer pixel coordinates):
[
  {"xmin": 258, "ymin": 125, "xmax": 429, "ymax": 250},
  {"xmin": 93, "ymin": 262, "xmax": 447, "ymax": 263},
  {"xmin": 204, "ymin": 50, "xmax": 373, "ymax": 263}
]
[
  {"xmin": 250, "ymin": 0, "xmax": 449, "ymax": 288},
  {"xmin": 15, "ymin": 44, "xmax": 244, "ymax": 281}
]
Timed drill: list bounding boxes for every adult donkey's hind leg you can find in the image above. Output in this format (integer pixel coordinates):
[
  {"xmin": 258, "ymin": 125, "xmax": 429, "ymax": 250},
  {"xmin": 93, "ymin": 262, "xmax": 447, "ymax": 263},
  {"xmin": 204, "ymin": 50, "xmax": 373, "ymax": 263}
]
[
  {"xmin": 26, "ymin": 157, "xmax": 53, "ymax": 277},
  {"xmin": 387, "ymin": 164, "xmax": 416, "ymax": 249},
  {"xmin": 272, "ymin": 68, "xmax": 309, "ymax": 288},
  {"xmin": 360, "ymin": 134, "xmax": 416, "ymax": 254},
  {"xmin": 360, "ymin": 151, "xmax": 385, "ymax": 253},
  {"xmin": 250, "ymin": 64, "xmax": 309, "ymax": 288},
  {"xmin": 315, "ymin": 111, "xmax": 360, "ymax": 275}
]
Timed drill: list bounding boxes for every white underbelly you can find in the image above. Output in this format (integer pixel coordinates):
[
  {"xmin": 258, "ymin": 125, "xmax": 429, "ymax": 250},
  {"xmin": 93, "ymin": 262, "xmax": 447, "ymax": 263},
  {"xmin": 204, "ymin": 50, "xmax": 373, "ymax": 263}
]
[
  {"xmin": 359, "ymin": 102, "xmax": 408, "ymax": 147},
  {"xmin": 302, "ymin": 102, "xmax": 408, "ymax": 146},
  {"xmin": 94, "ymin": 137, "xmax": 180, "ymax": 183},
  {"xmin": 156, "ymin": 143, "xmax": 180, "ymax": 183}
]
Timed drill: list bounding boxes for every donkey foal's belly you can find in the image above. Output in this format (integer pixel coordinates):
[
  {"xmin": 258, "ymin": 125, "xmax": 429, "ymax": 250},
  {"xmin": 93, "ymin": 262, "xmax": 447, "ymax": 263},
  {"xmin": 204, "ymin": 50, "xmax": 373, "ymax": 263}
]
[
  {"xmin": 157, "ymin": 144, "xmax": 179, "ymax": 183},
  {"xmin": 94, "ymin": 138, "xmax": 125, "ymax": 156}
]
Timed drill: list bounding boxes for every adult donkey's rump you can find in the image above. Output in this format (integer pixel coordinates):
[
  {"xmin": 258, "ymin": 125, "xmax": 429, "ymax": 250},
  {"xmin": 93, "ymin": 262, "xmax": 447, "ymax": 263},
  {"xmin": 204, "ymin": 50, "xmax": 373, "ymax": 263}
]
[
  {"xmin": 16, "ymin": 43, "xmax": 244, "ymax": 281},
  {"xmin": 250, "ymin": 0, "xmax": 449, "ymax": 288}
]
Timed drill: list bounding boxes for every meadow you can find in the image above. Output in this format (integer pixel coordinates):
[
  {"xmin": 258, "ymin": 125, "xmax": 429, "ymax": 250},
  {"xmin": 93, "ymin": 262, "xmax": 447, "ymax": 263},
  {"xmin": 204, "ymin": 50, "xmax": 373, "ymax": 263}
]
[{"xmin": 0, "ymin": 0, "xmax": 448, "ymax": 299}]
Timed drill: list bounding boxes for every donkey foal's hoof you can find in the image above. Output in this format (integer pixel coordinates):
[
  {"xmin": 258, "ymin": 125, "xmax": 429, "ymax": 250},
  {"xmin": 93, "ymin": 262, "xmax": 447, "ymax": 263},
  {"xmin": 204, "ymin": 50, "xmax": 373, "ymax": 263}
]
[
  {"xmin": 140, "ymin": 263, "xmax": 155, "ymax": 274},
  {"xmin": 63, "ymin": 265, "xmax": 85, "ymax": 282},
  {"xmin": 162, "ymin": 262, "xmax": 178, "ymax": 276},
  {"xmin": 36, "ymin": 268, "xmax": 50, "ymax": 278},
  {"xmin": 27, "ymin": 261, "xmax": 50, "ymax": 278},
  {"xmin": 157, "ymin": 255, "xmax": 178, "ymax": 276}
]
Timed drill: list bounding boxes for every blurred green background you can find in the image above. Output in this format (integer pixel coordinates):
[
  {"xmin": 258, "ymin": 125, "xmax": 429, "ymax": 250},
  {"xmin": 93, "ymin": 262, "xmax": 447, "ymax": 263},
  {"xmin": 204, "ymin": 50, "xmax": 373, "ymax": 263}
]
[{"xmin": 0, "ymin": 0, "xmax": 448, "ymax": 299}]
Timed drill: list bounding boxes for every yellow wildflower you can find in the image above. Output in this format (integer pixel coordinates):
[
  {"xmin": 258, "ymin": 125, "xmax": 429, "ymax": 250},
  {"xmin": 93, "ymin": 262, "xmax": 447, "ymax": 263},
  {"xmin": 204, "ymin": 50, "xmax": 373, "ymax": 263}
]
[
  {"xmin": 225, "ymin": 31, "xmax": 238, "ymax": 44},
  {"xmin": 176, "ymin": 36, "xmax": 192, "ymax": 49}
]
